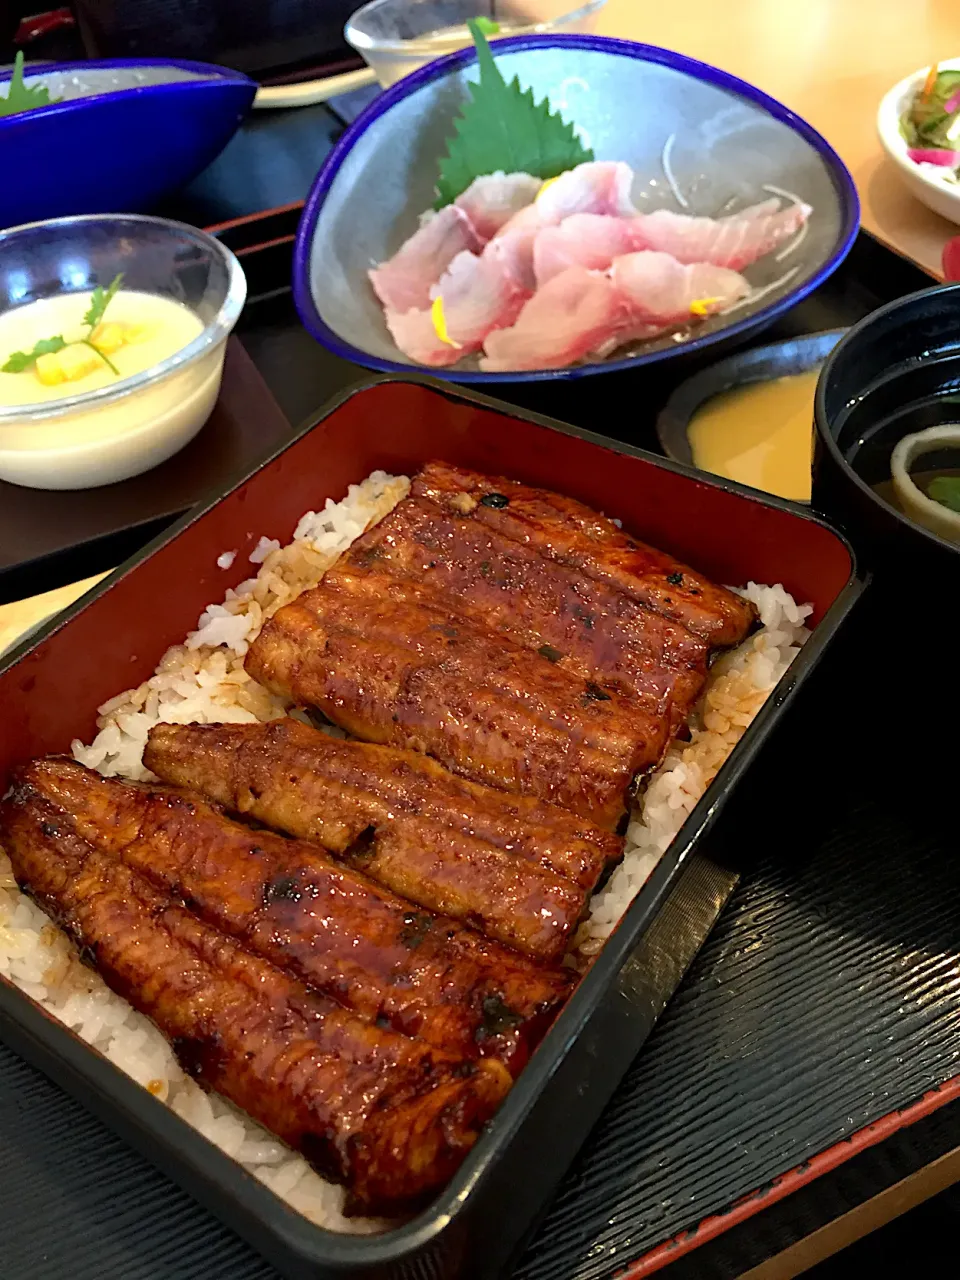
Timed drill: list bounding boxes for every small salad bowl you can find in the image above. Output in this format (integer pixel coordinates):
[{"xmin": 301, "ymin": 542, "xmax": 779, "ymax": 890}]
[
  {"xmin": 0, "ymin": 58, "xmax": 256, "ymax": 230},
  {"xmin": 294, "ymin": 33, "xmax": 859, "ymax": 383},
  {"xmin": 877, "ymin": 58, "xmax": 960, "ymax": 226}
]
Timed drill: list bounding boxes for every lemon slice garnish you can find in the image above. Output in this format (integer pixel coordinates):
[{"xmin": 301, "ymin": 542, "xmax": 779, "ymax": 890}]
[
  {"xmin": 431, "ymin": 295, "xmax": 462, "ymax": 347},
  {"xmin": 689, "ymin": 297, "xmax": 720, "ymax": 318},
  {"xmin": 536, "ymin": 175, "xmax": 562, "ymax": 201}
]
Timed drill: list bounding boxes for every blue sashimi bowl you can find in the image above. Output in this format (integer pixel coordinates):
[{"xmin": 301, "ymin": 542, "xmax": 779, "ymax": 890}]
[
  {"xmin": 293, "ymin": 34, "xmax": 860, "ymax": 383},
  {"xmin": 0, "ymin": 59, "xmax": 256, "ymax": 230}
]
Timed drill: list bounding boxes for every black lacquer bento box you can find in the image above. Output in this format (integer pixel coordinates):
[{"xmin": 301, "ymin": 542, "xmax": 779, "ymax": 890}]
[{"xmin": 0, "ymin": 377, "xmax": 864, "ymax": 1280}]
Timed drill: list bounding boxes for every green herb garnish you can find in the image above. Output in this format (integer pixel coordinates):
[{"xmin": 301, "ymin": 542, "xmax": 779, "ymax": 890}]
[
  {"xmin": 434, "ymin": 19, "xmax": 593, "ymax": 208},
  {"xmin": 0, "ymin": 51, "xmax": 63, "ymax": 118},
  {"xmin": 472, "ymin": 16, "xmax": 500, "ymax": 35},
  {"xmin": 927, "ymin": 474, "xmax": 960, "ymax": 512},
  {"xmin": 2, "ymin": 273, "xmax": 124, "ymax": 376},
  {"xmin": 82, "ymin": 274, "xmax": 124, "ymax": 332},
  {"xmin": 2, "ymin": 336, "xmax": 67, "ymax": 373}
]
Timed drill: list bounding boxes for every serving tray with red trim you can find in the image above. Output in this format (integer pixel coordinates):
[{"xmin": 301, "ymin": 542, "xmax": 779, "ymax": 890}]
[{"xmin": 0, "ymin": 223, "xmax": 956, "ymax": 1279}]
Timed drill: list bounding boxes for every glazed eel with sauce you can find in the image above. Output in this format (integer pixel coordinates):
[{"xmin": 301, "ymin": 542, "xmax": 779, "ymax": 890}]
[
  {"xmin": 0, "ymin": 773, "xmax": 513, "ymax": 1215},
  {"xmin": 0, "ymin": 462, "xmax": 757, "ymax": 1215},
  {"xmin": 144, "ymin": 718, "xmax": 623, "ymax": 959},
  {"xmin": 247, "ymin": 461, "xmax": 756, "ymax": 826}
]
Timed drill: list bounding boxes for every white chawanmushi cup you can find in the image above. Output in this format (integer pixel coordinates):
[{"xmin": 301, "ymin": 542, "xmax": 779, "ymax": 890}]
[{"xmin": 0, "ymin": 213, "xmax": 246, "ymax": 490}]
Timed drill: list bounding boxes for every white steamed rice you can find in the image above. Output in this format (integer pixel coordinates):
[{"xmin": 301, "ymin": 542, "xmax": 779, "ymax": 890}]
[{"xmin": 0, "ymin": 470, "xmax": 811, "ymax": 1233}]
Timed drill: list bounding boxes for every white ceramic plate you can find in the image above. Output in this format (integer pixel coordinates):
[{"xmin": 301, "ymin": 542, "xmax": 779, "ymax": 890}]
[{"xmin": 878, "ymin": 58, "xmax": 960, "ymax": 226}]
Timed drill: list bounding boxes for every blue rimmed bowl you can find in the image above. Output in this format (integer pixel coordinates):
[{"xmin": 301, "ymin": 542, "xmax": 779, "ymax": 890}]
[
  {"xmin": 293, "ymin": 33, "xmax": 859, "ymax": 383},
  {"xmin": 0, "ymin": 59, "xmax": 256, "ymax": 230}
]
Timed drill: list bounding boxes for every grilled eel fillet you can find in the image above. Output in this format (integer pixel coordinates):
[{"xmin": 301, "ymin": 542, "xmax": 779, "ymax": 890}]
[
  {"xmin": 413, "ymin": 460, "xmax": 757, "ymax": 647},
  {"xmin": 245, "ymin": 577, "xmax": 671, "ymax": 829},
  {"xmin": 336, "ymin": 495, "xmax": 711, "ymax": 718},
  {"xmin": 16, "ymin": 758, "xmax": 573, "ymax": 1066},
  {"xmin": 0, "ymin": 779, "xmax": 511, "ymax": 1215},
  {"xmin": 245, "ymin": 463, "xmax": 755, "ymax": 827},
  {"xmin": 145, "ymin": 720, "xmax": 622, "ymax": 944}
]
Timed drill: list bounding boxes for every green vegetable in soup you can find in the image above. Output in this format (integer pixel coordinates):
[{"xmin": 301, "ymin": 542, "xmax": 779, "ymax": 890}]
[{"xmin": 927, "ymin": 474, "xmax": 960, "ymax": 512}]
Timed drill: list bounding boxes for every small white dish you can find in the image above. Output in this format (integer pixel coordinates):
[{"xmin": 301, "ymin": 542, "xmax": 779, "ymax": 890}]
[
  {"xmin": 877, "ymin": 58, "xmax": 960, "ymax": 225},
  {"xmin": 0, "ymin": 214, "xmax": 246, "ymax": 491}
]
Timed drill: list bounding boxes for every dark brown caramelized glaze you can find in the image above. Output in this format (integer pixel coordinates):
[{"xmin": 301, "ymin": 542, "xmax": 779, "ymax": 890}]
[
  {"xmin": 245, "ymin": 577, "xmax": 669, "ymax": 828},
  {"xmin": 336, "ymin": 495, "xmax": 711, "ymax": 716},
  {"xmin": 144, "ymin": 718, "xmax": 622, "ymax": 891},
  {"xmin": 0, "ymin": 780, "xmax": 512, "ymax": 1215},
  {"xmin": 15, "ymin": 758, "xmax": 573, "ymax": 1066},
  {"xmin": 246, "ymin": 461, "xmax": 755, "ymax": 829},
  {"xmin": 413, "ymin": 460, "xmax": 757, "ymax": 646},
  {"xmin": 144, "ymin": 718, "xmax": 617, "ymax": 958}
]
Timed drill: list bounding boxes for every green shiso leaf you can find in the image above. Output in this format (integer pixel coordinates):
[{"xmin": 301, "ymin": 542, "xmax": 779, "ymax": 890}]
[{"xmin": 434, "ymin": 19, "xmax": 593, "ymax": 208}]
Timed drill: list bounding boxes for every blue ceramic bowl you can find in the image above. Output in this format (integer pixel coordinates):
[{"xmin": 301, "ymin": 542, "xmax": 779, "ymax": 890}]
[
  {"xmin": 0, "ymin": 59, "xmax": 256, "ymax": 230},
  {"xmin": 293, "ymin": 34, "xmax": 859, "ymax": 383}
]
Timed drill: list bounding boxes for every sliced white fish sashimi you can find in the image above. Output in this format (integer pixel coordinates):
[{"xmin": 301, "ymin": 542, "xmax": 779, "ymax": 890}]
[
  {"xmin": 532, "ymin": 214, "xmax": 641, "ymax": 287},
  {"xmin": 630, "ymin": 199, "xmax": 811, "ymax": 271},
  {"xmin": 385, "ymin": 246, "xmax": 532, "ymax": 367},
  {"xmin": 480, "ymin": 253, "xmax": 751, "ymax": 372},
  {"xmin": 369, "ymin": 205, "xmax": 483, "ymax": 313},
  {"xmin": 454, "ymin": 172, "xmax": 542, "ymax": 240},
  {"xmin": 429, "ymin": 249, "xmax": 531, "ymax": 345},
  {"xmin": 533, "ymin": 161, "xmax": 638, "ymax": 225},
  {"xmin": 370, "ymin": 161, "xmax": 815, "ymax": 372},
  {"xmin": 611, "ymin": 252, "xmax": 751, "ymax": 324},
  {"xmin": 480, "ymin": 267, "xmax": 631, "ymax": 372},
  {"xmin": 385, "ymin": 306, "xmax": 463, "ymax": 368},
  {"xmin": 486, "ymin": 215, "xmax": 539, "ymax": 292}
]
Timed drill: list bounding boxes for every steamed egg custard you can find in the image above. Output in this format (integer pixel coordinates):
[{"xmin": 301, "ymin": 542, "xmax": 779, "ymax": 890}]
[
  {"xmin": 0, "ymin": 289, "xmax": 203, "ymax": 405},
  {"xmin": 687, "ymin": 369, "xmax": 820, "ymax": 503}
]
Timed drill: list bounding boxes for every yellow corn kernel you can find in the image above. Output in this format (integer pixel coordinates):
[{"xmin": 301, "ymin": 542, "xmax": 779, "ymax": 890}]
[
  {"xmin": 35, "ymin": 352, "xmax": 67, "ymax": 385},
  {"xmin": 122, "ymin": 322, "xmax": 152, "ymax": 344},
  {"xmin": 90, "ymin": 322, "xmax": 126, "ymax": 355},
  {"xmin": 57, "ymin": 343, "xmax": 103, "ymax": 382}
]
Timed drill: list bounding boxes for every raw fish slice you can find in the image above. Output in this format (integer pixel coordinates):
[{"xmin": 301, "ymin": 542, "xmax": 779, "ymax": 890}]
[
  {"xmin": 369, "ymin": 205, "xmax": 483, "ymax": 313},
  {"xmin": 630, "ymin": 200, "xmax": 810, "ymax": 270},
  {"xmin": 731, "ymin": 197, "xmax": 782, "ymax": 220},
  {"xmin": 488, "ymin": 204, "xmax": 543, "ymax": 291},
  {"xmin": 486, "ymin": 221, "xmax": 539, "ymax": 292},
  {"xmin": 533, "ymin": 161, "xmax": 637, "ymax": 224},
  {"xmin": 386, "ymin": 246, "xmax": 531, "ymax": 367},
  {"xmin": 430, "ymin": 249, "xmax": 531, "ymax": 345},
  {"xmin": 533, "ymin": 214, "xmax": 639, "ymax": 287},
  {"xmin": 385, "ymin": 306, "xmax": 463, "ymax": 367},
  {"xmin": 480, "ymin": 267, "xmax": 631, "ymax": 372},
  {"xmin": 591, "ymin": 320, "xmax": 668, "ymax": 358},
  {"xmin": 454, "ymin": 172, "xmax": 542, "ymax": 240},
  {"xmin": 494, "ymin": 203, "xmax": 543, "ymax": 238},
  {"xmin": 610, "ymin": 252, "xmax": 751, "ymax": 325}
]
